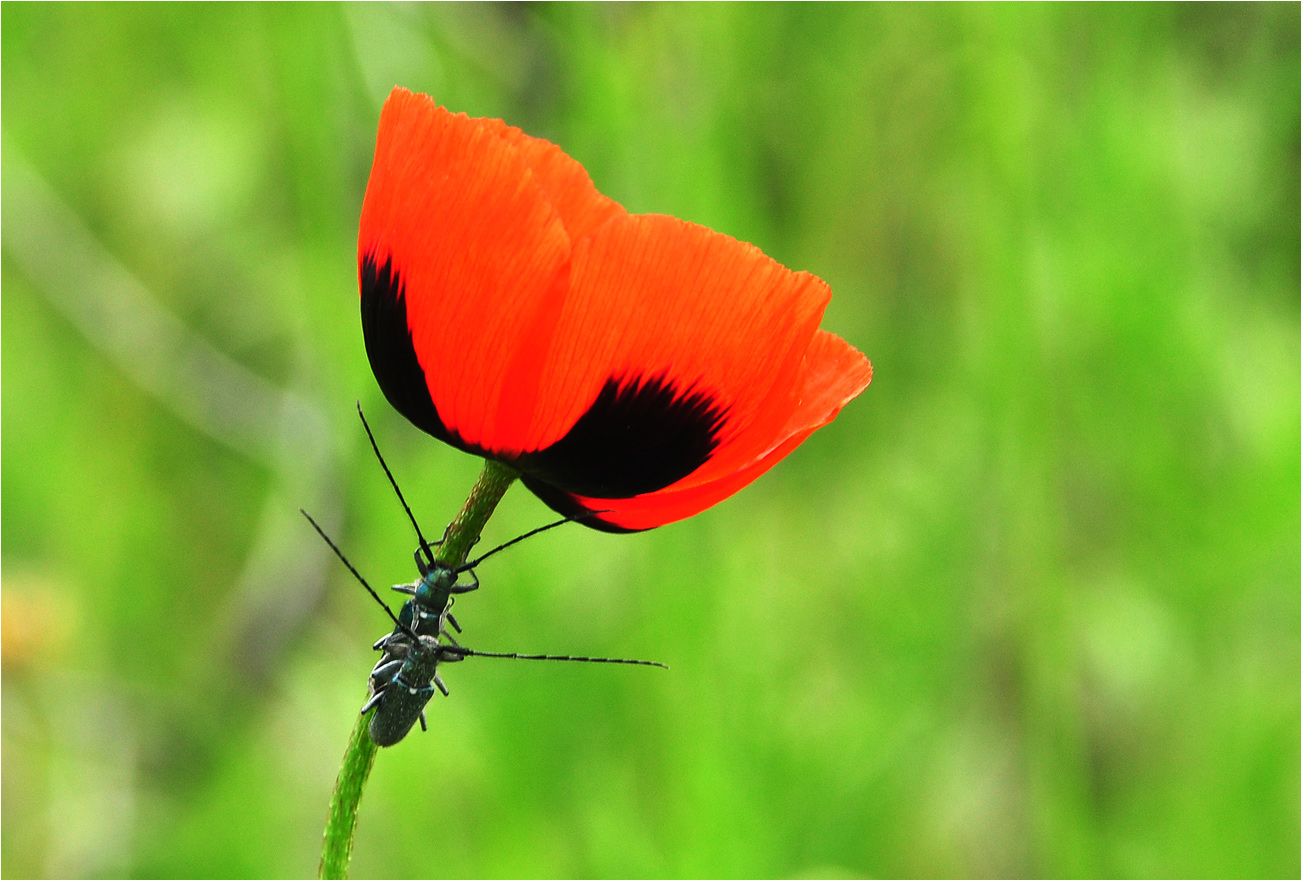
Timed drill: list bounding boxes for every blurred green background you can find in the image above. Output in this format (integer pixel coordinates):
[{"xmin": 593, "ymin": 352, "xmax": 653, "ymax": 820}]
[{"xmin": 2, "ymin": 3, "xmax": 1298, "ymax": 878}]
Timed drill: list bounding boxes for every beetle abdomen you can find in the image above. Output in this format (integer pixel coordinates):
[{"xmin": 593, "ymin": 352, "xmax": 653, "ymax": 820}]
[{"xmin": 368, "ymin": 675, "xmax": 435, "ymax": 747}]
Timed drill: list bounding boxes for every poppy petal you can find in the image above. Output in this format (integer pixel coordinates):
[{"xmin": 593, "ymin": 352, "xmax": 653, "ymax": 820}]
[
  {"xmin": 522, "ymin": 330, "xmax": 872, "ymax": 531},
  {"xmin": 360, "ymin": 88, "xmax": 584, "ymax": 454},
  {"xmin": 472, "ymin": 118, "xmax": 625, "ymax": 447},
  {"xmin": 514, "ymin": 214, "xmax": 830, "ymax": 496}
]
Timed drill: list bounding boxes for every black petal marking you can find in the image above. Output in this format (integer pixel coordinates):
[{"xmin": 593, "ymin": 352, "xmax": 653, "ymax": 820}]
[
  {"xmin": 520, "ymin": 476, "xmax": 640, "ymax": 534},
  {"xmin": 517, "ymin": 374, "xmax": 729, "ymax": 499},
  {"xmin": 360, "ymin": 252, "xmax": 455, "ymax": 446}
]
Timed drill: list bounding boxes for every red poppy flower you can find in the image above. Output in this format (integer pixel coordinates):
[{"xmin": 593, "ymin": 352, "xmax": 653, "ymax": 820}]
[{"xmin": 358, "ymin": 87, "xmax": 872, "ymax": 532}]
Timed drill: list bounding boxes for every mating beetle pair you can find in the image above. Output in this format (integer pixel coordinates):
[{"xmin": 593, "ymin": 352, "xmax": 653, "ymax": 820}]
[
  {"xmin": 301, "ymin": 504, "xmax": 479, "ymax": 747},
  {"xmin": 303, "ymin": 406, "xmax": 665, "ymax": 748},
  {"xmin": 356, "ymin": 523, "xmax": 480, "ymax": 747}
]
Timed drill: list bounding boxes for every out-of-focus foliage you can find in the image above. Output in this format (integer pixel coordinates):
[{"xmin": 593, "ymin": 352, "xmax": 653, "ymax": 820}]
[{"xmin": 2, "ymin": 4, "xmax": 1298, "ymax": 878}]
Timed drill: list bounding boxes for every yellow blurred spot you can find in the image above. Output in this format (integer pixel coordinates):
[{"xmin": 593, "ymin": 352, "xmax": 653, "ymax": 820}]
[{"xmin": 2, "ymin": 572, "xmax": 74, "ymax": 669}]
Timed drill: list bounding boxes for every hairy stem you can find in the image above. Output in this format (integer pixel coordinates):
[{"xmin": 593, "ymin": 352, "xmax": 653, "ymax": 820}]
[{"xmin": 319, "ymin": 458, "xmax": 520, "ymax": 879}]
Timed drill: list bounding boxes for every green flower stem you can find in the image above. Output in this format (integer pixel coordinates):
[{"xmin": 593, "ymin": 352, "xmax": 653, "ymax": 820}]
[
  {"xmin": 433, "ymin": 458, "xmax": 522, "ymax": 569},
  {"xmin": 319, "ymin": 458, "xmax": 520, "ymax": 879},
  {"xmin": 319, "ymin": 708, "xmax": 378, "ymax": 879}
]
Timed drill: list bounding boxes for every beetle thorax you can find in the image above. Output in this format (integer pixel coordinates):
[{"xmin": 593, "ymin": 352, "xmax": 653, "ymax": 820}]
[{"xmin": 413, "ymin": 563, "xmax": 456, "ymax": 606}]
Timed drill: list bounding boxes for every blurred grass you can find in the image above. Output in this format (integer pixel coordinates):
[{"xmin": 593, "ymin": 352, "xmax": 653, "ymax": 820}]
[{"xmin": 2, "ymin": 3, "xmax": 1298, "ymax": 878}]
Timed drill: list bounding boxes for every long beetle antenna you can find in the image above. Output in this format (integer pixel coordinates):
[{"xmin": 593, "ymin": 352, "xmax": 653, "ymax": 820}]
[
  {"xmin": 302, "ymin": 508, "xmax": 416, "ymax": 641},
  {"xmin": 449, "ymin": 647, "xmax": 668, "ymax": 669},
  {"xmin": 457, "ymin": 510, "xmax": 613, "ymax": 574},
  {"xmin": 356, "ymin": 402, "xmax": 438, "ymax": 567}
]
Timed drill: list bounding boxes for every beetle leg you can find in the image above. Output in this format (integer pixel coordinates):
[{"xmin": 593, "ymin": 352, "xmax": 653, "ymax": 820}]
[
  {"xmin": 451, "ymin": 569, "xmax": 479, "ymax": 594},
  {"xmin": 360, "ymin": 690, "xmax": 384, "ymax": 715}
]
